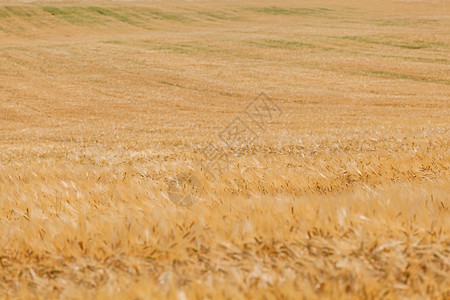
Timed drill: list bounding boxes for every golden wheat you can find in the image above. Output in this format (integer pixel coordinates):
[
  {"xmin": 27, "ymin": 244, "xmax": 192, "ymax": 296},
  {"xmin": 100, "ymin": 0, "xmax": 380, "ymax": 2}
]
[{"xmin": 0, "ymin": 0, "xmax": 449, "ymax": 299}]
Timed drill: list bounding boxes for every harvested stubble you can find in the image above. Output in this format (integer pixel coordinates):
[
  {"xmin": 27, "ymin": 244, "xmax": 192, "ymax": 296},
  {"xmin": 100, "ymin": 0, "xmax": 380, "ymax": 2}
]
[{"xmin": 0, "ymin": 0, "xmax": 449, "ymax": 299}]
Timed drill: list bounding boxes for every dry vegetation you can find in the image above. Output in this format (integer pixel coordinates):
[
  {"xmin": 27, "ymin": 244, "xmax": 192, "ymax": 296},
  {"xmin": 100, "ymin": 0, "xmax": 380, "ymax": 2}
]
[{"xmin": 0, "ymin": 0, "xmax": 449, "ymax": 298}]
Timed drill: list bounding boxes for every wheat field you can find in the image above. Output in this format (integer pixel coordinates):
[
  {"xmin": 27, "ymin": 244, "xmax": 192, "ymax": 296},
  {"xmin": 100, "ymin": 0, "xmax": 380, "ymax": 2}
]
[{"xmin": 0, "ymin": 0, "xmax": 449, "ymax": 298}]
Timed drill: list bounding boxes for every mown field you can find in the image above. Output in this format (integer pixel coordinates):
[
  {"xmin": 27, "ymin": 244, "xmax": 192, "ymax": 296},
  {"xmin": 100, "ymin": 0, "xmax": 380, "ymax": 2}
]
[{"xmin": 0, "ymin": 0, "xmax": 449, "ymax": 298}]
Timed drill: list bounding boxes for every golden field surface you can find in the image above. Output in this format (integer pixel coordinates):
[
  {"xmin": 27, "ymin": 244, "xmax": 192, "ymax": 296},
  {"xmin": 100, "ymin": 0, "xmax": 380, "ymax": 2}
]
[{"xmin": 0, "ymin": 0, "xmax": 449, "ymax": 298}]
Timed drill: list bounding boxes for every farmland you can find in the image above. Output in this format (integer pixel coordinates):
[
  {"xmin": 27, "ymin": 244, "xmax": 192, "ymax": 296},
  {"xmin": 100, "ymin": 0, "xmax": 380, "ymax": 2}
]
[{"xmin": 0, "ymin": 0, "xmax": 449, "ymax": 298}]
